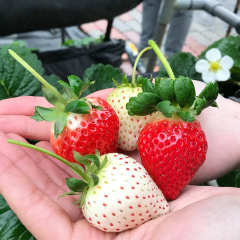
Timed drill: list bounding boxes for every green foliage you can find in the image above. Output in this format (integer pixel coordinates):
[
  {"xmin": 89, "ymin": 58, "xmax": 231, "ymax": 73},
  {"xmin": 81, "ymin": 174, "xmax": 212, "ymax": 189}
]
[
  {"xmin": 82, "ymin": 63, "xmax": 125, "ymax": 96},
  {"xmin": 157, "ymin": 52, "xmax": 200, "ymax": 80},
  {"xmin": 0, "ymin": 42, "xmax": 61, "ymax": 100},
  {"xmin": 63, "ymin": 35, "xmax": 104, "ymax": 48},
  {"xmin": 217, "ymin": 170, "xmax": 240, "ymax": 188},
  {"xmin": 0, "ymin": 195, "xmax": 35, "ymax": 240}
]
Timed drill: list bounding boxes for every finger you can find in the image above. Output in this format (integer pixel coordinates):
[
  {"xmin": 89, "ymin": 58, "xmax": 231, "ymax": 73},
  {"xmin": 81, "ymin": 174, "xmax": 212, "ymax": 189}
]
[
  {"xmin": 87, "ymin": 88, "xmax": 114, "ymax": 100},
  {"xmin": 5, "ymin": 133, "xmax": 81, "ymax": 220},
  {"xmin": 0, "ymin": 115, "xmax": 51, "ymax": 140},
  {"xmin": 170, "ymin": 185, "xmax": 240, "ymax": 212},
  {"xmin": 0, "ymin": 96, "xmax": 51, "ymax": 115},
  {"xmin": 0, "ymin": 152, "xmax": 73, "ymax": 239}
]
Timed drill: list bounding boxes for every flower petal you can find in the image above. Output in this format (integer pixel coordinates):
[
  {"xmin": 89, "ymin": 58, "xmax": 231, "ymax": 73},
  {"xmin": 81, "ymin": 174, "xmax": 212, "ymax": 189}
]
[
  {"xmin": 202, "ymin": 71, "xmax": 216, "ymax": 83},
  {"xmin": 195, "ymin": 59, "xmax": 209, "ymax": 73},
  {"xmin": 216, "ymin": 69, "xmax": 230, "ymax": 81},
  {"xmin": 206, "ymin": 48, "xmax": 221, "ymax": 62},
  {"xmin": 219, "ymin": 55, "xmax": 234, "ymax": 70}
]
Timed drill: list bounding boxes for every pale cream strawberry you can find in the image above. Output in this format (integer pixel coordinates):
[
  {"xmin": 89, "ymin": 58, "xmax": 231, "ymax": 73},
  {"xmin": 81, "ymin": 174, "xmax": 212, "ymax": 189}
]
[
  {"xmin": 82, "ymin": 153, "xmax": 169, "ymax": 232},
  {"xmin": 107, "ymin": 87, "xmax": 163, "ymax": 151},
  {"xmin": 9, "ymin": 140, "xmax": 169, "ymax": 233}
]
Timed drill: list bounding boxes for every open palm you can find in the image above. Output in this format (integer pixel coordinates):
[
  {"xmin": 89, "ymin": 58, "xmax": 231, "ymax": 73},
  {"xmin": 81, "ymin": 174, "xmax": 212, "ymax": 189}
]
[
  {"xmin": 1, "ymin": 132, "xmax": 240, "ymax": 240},
  {"xmin": 0, "ymin": 84, "xmax": 240, "ymax": 239}
]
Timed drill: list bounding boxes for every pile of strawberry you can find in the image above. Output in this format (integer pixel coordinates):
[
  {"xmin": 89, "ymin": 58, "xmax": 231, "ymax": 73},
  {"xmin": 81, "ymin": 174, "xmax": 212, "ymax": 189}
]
[{"xmin": 8, "ymin": 40, "xmax": 218, "ymax": 233}]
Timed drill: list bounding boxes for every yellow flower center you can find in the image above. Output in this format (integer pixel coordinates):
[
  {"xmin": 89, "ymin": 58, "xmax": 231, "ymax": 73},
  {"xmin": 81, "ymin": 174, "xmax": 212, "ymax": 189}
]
[{"xmin": 209, "ymin": 61, "xmax": 221, "ymax": 72}]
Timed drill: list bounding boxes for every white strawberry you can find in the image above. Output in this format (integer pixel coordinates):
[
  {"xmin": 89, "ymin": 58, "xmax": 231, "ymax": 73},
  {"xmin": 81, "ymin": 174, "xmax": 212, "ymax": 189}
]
[
  {"xmin": 107, "ymin": 76, "xmax": 163, "ymax": 151},
  {"xmin": 107, "ymin": 86, "xmax": 149, "ymax": 151},
  {"xmin": 8, "ymin": 140, "xmax": 169, "ymax": 233},
  {"xmin": 82, "ymin": 153, "xmax": 169, "ymax": 232}
]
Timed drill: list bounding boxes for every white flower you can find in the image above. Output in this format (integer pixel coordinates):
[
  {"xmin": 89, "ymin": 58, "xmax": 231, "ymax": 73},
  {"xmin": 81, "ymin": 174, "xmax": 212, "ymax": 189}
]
[{"xmin": 195, "ymin": 48, "xmax": 234, "ymax": 83}]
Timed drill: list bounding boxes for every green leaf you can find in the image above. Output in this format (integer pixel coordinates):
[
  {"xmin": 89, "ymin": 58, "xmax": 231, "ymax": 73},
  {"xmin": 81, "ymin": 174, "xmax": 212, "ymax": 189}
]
[
  {"xmin": 82, "ymin": 64, "xmax": 124, "ymax": 96},
  {"xmin": 177, "ymin": 110, "xmax": 195, "ymax": 122},
  {"xmin": 32, "ymin": 107, "xmax": 57, "ymax": 122},
  {"xmin": 192, "ymin": 97, "xmax": 207, "ymax": 115},
  {"xmin": 63, "ymin": 35, "xmax": 104, "ymax": 48},
  {"xmin": 67, "ymin": 75, "xmax": 90, "ymax": 97},
  {"xmin": 198, "ymin": 81, "xmax": 219, "ymax": 107},
  {"xmin": 0, "ymin": 42, "xmax": 43, "ymax": 100},
  {"xmin": 58, "ymin": 80, "xmax": 77, "ymax": 99},
  {"xmin": 126, "ymin": 92, "xmax": 160, "ymax": 116},
  {"xmin": 141, "ymin": 77, "xmax": 154, "ymax": 92},
  {"xmin": 217, "ymin": 170, "xmax": 240, "ymax": 187},
  {"xmin": 155, "ymin": 77, "xmax": 175, "ymax": 101},
  {"xmin": 174, "ymin": 76, "xmax": 196, "ymax": 107},
  {"xmin": 66, "ymin": 178, "xmax": 88, "ymax": 192},
  {"xmin": 0, "ymin": 195, "xmax": 35, "ymax": 240},
  {"xmin": 235, "ymin": 172, "xmax": 240, "ymax": 188},
  {"xmin": 156, "ymin": 100, "xmax": 178, "ymax": 118},
  {"xmin": 65, "ymin": 100, "xmax": 90, "ymax": 114},
  {"xmin": 157, "ymin": 52, "xmax": 200, "ymax": 80}
]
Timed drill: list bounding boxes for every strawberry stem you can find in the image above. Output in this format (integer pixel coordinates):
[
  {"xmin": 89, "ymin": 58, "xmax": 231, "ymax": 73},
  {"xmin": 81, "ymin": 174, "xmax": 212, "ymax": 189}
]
[
  {"xmin": 8, "ymin": 49, "xmax": 66, "ymax": 104},
  {"xmin": 132, "ymin": 46, "xmax": 152, "ymax": 86},
  {"xmin": 148, "ymin": 40, "xmax": 175, "ymax": 80},
  {"xmin": 8, "ymin": 139, "xmax": 90, "ymax": 183}
]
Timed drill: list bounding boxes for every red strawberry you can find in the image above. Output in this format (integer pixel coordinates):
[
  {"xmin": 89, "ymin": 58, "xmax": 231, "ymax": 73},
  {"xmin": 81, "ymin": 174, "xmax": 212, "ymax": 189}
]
[
  {"xmin": 9, "ymin": 50, "xmax": 119, "ymax": 162},
  {"xmin": 138, "ymin": 119, "xmax": 207, "ymax": 200},
  {"xmin": 126, "ymin": 40, "xmax": 219, "ymax": 200},
  {"xmin": 50, "ymin": 97, "xmax": 119, "ymax": 162}
]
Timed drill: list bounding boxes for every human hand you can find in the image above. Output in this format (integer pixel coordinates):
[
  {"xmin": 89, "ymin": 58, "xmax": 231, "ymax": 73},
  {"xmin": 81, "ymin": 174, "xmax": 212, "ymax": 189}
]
[
  {"xmin": 1, "ymin": 82, "xmax": 239, "ymax": 183},
  {"xmin": 1, "ymin": 131, "xmax": 240, "ymax": 240}
]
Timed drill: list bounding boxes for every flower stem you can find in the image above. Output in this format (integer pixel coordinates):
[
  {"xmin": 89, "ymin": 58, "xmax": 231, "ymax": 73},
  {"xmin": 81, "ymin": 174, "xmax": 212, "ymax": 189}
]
[
  {"xmin": 8, "ymin": 49, "xmax": 66, "ymax": 104},
  {"xmin": 132, "ymin": 46, "xmax": 152, "ymax": 86},
  {"xmin": 148, "ymin": 40, "xmax": 175, "ymax": 80}
]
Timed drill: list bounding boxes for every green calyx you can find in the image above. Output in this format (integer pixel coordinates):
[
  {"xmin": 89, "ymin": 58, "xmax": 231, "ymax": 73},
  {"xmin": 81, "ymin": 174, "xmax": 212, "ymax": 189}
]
[
  {"xmin": 126, "ymin": 40, "xmax": 219, "ymax": 122},
  {"xmin": 8, "ymin": 139, "xmax": 108, "ymax": 207},
  {"xmin": 8, "ymin": 50, "xmax": 99, "ymax": 138}
]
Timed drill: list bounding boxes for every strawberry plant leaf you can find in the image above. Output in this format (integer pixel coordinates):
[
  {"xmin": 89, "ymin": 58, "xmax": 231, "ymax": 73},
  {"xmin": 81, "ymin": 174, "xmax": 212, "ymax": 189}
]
[
  {"xmin": 155, "ymin": 77, "xmax": 175, "ymax": 101},
  {"xmin": 82, "ymin": 64, "xmax": 124, "ymax": 96},
  {"xmin": 0, "ymin": 195, "xmax": 35, "ymax": 240},
  {"xmin": 174, "ymin": 76, "xmax": 196, "ymax": 107},
  {"xmin": 67, "ymin": 75, "xmax": 82, "ymax": 96},
  {"xmin": 58, "ymin": 80, "xmax": 77, "ymax": 99},
  {"xmin": 156, "ymin": 100, "xmax": 178, "ymax": 118},
  {"xmin": 126, "ymin": 92, "xmax": 160, "ymax": 116},
  {"xmin": 66, "ymin": 178, "xmax": 88, "ymax": 192},
  {"xmin": 65, "ymin": 100, "xmax": 90, "ymax": 114}
]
